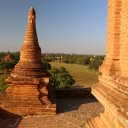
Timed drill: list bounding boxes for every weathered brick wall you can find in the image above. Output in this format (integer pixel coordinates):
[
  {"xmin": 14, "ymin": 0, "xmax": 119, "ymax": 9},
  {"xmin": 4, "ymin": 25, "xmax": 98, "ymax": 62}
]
[
  {"xmin": 120, "ymin": 0, "xmax": 128, "ymax": 77},
  {"xmin": 100, "ymin": 0, "xmax": 121, "ymax": 76},
  {"xmin": 103, "ymin": 0, "xmax": 128, "ymax": 77},
  {"xmin": 85, "ymin": 0, "xmax": 128, "ymax": 127},
  {"xmin": 106, "ymin": 0, "xmax": 121, "ymax": 59}
]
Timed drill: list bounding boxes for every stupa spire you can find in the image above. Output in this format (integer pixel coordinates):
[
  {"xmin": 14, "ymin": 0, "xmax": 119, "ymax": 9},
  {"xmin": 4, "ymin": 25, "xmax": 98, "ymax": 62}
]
[
  {"xmin": 11, "ymin": 7, "xmax": 48, "ymax": 78},
  {"xmin": 23, "ymin": 6, "xmax": 38, "ymax": 46}
]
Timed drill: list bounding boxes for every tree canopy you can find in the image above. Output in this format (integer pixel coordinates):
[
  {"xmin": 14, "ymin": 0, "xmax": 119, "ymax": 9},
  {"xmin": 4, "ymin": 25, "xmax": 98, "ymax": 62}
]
[{"xmin": 49, "ymin": 67, "xmax": 75, "ymax": 88}]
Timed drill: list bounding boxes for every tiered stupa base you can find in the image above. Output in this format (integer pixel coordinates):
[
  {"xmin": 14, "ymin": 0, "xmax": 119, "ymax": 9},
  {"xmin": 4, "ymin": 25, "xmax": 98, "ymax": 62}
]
[{"xmin": 0, "ymin": 77, "xmax": 56, "ymax": 116}]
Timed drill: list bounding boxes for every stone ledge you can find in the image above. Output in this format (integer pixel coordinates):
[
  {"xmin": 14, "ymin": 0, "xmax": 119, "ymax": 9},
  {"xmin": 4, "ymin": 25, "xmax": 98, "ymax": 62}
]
[{"xmin": 56, "ymin": 87, "xmax": 96, "ymax": 98}]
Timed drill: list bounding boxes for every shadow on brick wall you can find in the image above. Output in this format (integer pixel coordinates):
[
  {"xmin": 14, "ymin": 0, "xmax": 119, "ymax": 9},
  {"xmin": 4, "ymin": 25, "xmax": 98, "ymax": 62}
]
[
  {"xmin": 56, "ymin": 87, "xmax": 100, "ymax": 114},
  {"xmin": 0, "ymin": 109, "xmax": 23, "ymax": 128}
]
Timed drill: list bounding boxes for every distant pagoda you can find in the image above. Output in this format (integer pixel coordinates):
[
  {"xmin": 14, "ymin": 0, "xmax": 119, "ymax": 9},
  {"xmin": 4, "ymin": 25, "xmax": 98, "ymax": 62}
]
[{"xmin": 0, "ymin": 7, "xmax": 56, "ymax": 116}]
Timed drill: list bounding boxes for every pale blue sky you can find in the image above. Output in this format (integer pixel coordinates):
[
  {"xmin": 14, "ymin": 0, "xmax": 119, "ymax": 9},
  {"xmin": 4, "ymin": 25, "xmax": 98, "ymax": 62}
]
[{"xmin": 0, "ymin": 0, "xmax": 107, "ymax": 55}]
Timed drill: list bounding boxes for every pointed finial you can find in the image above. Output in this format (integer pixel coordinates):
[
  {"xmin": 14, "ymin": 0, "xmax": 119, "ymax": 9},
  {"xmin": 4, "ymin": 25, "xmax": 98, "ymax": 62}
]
[
  {"xmin": 28, "ymin": 6, "xmax": 36, "ymax": 24},
  {"xmin": 29, "ymin": 6, "xmax": 36, "ymax": 15}
]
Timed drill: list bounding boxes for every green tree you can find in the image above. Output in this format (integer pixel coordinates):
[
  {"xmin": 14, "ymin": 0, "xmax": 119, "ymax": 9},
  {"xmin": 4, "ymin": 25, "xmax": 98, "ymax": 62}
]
[
  {"xmin": 49, "ymin": 67, "xmax": 75, "ymax": 88},
  {"xmin": 0, "ymin": 60, "xmax": 17, "ymax": 70},
  {"xmin": 12, "ymin": 52, "xmax": 19, "ymax": 62},
  {"xmin": 89, "ymin": 59, "xmax": 103, "ymax": 70},
  {"xmin": 42, "ymin": 61, "xmax": 51, "ymax": 70},
  {"xmin": 0, "ymin": 73, "xmax": 8, "ymax": 92},
  {"xmin": 0, "ymin": 52, "xmax": 5, "ymax": 60},
  {"xmin": 76, "ymin": 57, "xmax": 85, "ymax": 65}
]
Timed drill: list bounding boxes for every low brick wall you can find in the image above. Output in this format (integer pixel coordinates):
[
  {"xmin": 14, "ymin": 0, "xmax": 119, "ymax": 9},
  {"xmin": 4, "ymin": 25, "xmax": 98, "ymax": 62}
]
[{"xmin": 56, "ymin": 87, "xmax": 95, "ymax": 98}]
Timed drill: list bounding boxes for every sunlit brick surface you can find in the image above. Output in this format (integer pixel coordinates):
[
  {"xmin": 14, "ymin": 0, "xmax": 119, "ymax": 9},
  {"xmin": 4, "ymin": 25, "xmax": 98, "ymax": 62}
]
[{"xmin": 85, "ymin": 0, "xmax": 128, "ymax": 128}]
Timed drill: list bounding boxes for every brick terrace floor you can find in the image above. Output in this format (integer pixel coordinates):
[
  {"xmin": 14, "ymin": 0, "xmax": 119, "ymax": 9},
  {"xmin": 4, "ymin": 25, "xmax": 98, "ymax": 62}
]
[{"xmin": 0, "ymin": 98, "xmax": 104, "ymax": 128}]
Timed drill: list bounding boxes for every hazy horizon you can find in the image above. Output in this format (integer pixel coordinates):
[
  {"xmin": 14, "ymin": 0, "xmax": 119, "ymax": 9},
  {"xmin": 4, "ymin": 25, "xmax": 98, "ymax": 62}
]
[{"xmin": 0, "ymin": 0, "xmax": 107, "ymax": 55}]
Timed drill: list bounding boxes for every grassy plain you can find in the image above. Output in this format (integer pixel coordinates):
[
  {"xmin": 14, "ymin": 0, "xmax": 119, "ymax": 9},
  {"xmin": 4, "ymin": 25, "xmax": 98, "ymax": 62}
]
[{"xmin": 50, "ymin": 62, "xmax": 99, "ymax": 86}]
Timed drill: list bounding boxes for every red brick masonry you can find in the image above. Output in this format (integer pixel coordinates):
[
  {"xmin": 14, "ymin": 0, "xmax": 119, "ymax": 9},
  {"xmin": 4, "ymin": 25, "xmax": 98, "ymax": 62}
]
[{"xmin": 0, "ymin": 7, "xmax": 56, "ymax": 116}]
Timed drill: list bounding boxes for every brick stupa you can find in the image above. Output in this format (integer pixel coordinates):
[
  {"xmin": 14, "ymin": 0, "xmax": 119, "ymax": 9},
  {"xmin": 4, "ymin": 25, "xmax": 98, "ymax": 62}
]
[
  {"xmin": 0, "ymin": 7, "xmax": 56, "ymax": 116},
  {"xmin": 85, "ymin": 0, "xmax": 128, "ymax": 128}
]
